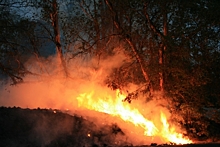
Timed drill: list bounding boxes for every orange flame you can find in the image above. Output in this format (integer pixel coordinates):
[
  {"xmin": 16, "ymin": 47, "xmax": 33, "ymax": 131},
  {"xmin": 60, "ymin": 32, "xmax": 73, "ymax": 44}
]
[
  {"xmin": 76, "ymin": 89, "xmax": 192, "ymax": 144},
  {"xmin": 160, "ymin": 112, "xmax": 192, "ymax": 144}
]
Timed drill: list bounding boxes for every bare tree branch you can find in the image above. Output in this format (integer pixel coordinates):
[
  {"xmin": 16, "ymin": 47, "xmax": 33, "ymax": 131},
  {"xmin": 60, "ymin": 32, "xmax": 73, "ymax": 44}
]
[{"xmin": 105, "ymin": 0, "xmax": 153, "ymax": 95}]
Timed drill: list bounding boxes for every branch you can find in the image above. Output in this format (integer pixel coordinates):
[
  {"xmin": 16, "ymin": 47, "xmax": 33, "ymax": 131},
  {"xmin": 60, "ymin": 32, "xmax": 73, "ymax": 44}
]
[
  {"xmin": 83, "ymin": 33, "xmax": 120, "ymax": 51},
  {"xmin": 143, "ymin": 3, "xmax": 164, "ymax": 39},
  {"xmin": 104, "ymin": 0, "xmax": 153, "ymax": 95},
  {"xmin": 36, "ymin": 21, "xmax": 54, "ymax": 42}
]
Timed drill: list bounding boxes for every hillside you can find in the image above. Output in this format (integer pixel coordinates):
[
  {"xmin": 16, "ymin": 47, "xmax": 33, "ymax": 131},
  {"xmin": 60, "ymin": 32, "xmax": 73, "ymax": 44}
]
[
  {"xmin": 0, "ymin": 107, "xmax": 127, "ymax": 147},
  {"xmin": 0, "ymin": 107, "xmax": 220, "ymax": 147}
]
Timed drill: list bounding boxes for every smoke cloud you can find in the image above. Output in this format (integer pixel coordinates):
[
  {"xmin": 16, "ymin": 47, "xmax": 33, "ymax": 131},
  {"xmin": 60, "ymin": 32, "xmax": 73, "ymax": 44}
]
[
  {"xmin": 0, "ymin": 48, "xmax": 126, "ymax": 108},
  {"xmin": 0, "ymin": 47, "xmax": 174, "ymax": 145}
]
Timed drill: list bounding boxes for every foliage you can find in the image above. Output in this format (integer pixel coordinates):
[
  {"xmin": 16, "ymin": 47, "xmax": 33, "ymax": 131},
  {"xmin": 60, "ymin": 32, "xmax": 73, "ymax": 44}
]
[
  {"xmin": 0, "ymin": 0, "xmax": 220, "ymax": 141},
  {"xmin": 0, "ymin": 4, "xmax": 41, "ymax": 84}
]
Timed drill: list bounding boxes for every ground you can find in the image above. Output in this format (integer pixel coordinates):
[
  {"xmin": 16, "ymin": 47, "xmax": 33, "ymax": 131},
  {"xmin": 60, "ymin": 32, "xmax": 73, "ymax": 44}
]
[{"xmin": 0, "ymin": 107, "xmax": 219, "ymax": 147}]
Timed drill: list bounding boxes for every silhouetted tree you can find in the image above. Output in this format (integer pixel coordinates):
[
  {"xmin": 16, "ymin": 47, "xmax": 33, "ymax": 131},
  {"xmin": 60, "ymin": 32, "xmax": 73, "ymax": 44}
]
[{"xmin": 0, "ymin": 1, "xmax": 40, "ymax": 84}]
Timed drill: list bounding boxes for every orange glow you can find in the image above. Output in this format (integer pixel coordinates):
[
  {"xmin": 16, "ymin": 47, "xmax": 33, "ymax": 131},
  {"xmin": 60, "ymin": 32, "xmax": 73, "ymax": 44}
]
[
  {"xmin": 160, "ymin": 112, "xmax": 192, "ymax": 144},
  {"xmin": 0, "ymin": 51, "xmax": 193, "ymax": 145},
  {"xmin": 76, "ymin": 89, "xmax": 192, "ymax": 144}
]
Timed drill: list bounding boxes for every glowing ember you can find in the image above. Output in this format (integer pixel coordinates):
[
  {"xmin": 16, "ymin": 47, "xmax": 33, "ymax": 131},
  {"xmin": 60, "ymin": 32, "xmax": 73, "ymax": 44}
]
[{"xmin": 76, "ymin": 89, "xmax": 192, "ymax": 144}]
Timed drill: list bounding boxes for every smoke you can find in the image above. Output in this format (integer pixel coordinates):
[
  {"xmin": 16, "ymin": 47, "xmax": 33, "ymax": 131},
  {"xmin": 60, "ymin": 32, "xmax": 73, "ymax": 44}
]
[
  {"xmin": 0, "ymin": 47, "xmax": 174, "ymax": 145},
  {"xmin": 0, "ymin": 47, "xmax": 125, "ymax": 108}
]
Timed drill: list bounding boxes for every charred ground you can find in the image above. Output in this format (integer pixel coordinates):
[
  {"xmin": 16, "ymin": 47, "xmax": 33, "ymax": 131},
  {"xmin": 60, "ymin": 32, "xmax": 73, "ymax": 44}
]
[
  {"xmin": 0, "ymin": 107, "xmax": 128, "ymax": 147},
  {"xmin": 0, "ymin": 107, "xmax": 219, "ymax": 147}
]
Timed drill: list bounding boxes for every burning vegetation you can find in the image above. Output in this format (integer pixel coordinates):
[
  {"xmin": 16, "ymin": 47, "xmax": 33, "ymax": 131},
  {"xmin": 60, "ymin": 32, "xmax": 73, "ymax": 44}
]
[
  {"xmin": 77, "ymin": 89, "xmax": 192, "ymax": 144},
  {"xmin": 0, "ymin": 0, "xmax": 220, "ymax": 146},
  {"xmin": 0, "ymin": 51, "xmax": 194, "ymax": 146},
  {"xmin": 0, "ymin": 52, "xmax": 197, "ymax": 146}
]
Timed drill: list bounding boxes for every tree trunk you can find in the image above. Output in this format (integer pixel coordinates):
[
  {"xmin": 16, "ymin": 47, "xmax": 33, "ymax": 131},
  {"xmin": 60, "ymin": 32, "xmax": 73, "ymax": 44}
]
[
  {"xmin": 144, "ymin": 2, "xmax": 168, "ymax": 93},
  {"xmin": 159, "ymin": 7, "xmax": 168, "ymax": 93},
  {"xmin": 93, "ymin": 0, "xmax": 101, "ymax": 54},
  {"xmin": 51, "ymin": 0, "xmax": 68, "ymax": 76},
  {"xmin": 105, "ymin": 0, "xmax": 153, "ymax": 95},
  {"xmin": 126, "ymin": 38, "xmax": 153, "ymax": 95}
]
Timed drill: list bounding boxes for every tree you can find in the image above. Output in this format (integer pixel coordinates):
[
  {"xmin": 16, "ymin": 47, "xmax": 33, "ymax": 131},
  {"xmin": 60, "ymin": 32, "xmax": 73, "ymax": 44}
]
[
  {"xmin": 104, "ymin": 0, "xmax": 154, "ymax": 94},
  {"xmin": 1, "ymin": 0, "xmax": 220, "ymax": 140},
  {"xmin": 72, "ymin": 0, "xmax": 220, "ymax": 138},
  {"xmin": 0, "ymin": 1, "xmax": 41, "ymax": 84},
  {"xmin": 37, "ymin": 0, "xmax": 69, "ymax": 76}
]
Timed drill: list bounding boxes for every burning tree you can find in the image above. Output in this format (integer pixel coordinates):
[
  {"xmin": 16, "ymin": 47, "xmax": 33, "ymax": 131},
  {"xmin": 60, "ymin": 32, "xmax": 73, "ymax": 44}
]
[
  {"xmin": 63, "ymin": 0, "xmax": 220, "ymax": 141},
  {"xmin": 0, "ymin": 0, "xmax": 220, "ymax": 144}
]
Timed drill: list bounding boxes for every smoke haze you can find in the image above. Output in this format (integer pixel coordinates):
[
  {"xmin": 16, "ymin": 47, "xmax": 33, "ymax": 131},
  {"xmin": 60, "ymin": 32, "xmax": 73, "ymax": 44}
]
[
  {"xmin": 0, "ymin": 48, "xmax": 175, "ymax": 145},
  {"xmin": 0, "ymin": 48, "xmax": 126, "ymax": 108}
]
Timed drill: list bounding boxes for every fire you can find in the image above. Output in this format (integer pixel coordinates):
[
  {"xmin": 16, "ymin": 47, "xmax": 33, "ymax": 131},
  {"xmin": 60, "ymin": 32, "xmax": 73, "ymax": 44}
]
[
  {"xmin": 76, "ymin": 89, "xmax": 192, "ymax": 144},
  {"xmin": 160, "ymin": 112, "xmax": 193, "ymax": 144}
]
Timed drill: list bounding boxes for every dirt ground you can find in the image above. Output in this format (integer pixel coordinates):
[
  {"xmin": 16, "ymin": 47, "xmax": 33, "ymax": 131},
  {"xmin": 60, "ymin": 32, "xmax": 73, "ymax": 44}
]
[{"xmin": 0, "ymin": 107, "xmax": 219, "ymax": 147}]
